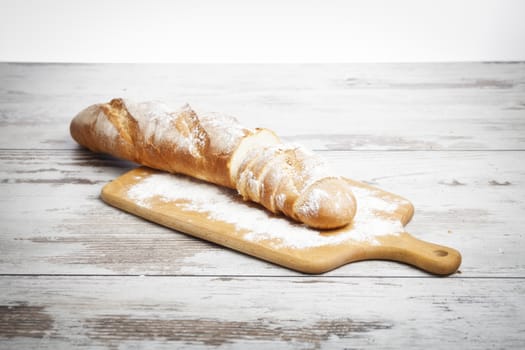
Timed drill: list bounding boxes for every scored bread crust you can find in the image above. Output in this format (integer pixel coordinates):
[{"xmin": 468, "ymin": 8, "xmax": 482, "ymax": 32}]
[
  {"xmin": 70, "ymin": 98, "xmax": 356, "ymax": 229},
  {"xmin": 70, "ymin": 98, "xmax": 278, "ymax": 188}
]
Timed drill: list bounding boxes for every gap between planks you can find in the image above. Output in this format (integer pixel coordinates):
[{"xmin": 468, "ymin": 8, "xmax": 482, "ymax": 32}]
[
  {"xmin": 0, "ymin": 274, "xmax": 524, "ymax": 280},
  {"xmin": 2, "ymin": 148, "xmax": 525, "ymax": 152}
]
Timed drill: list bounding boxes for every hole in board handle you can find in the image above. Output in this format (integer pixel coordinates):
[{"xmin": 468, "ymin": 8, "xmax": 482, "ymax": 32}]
[{"xmin": 433, "ymin": 249, "xmax": 449, "ymax": 257}]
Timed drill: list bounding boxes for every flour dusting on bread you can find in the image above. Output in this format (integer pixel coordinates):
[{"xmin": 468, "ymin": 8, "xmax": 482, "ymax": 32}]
[{"xmin": 71, "ymin": 98, "xmax": 357, "ymax": 229}]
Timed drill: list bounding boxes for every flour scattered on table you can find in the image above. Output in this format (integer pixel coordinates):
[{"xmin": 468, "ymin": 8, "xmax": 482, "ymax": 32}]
[{"xmin": 127, "ymin": 173, "xmax": 405, "ymax": 248}]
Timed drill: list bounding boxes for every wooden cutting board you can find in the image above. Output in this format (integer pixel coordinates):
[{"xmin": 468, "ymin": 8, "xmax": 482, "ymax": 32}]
[{"xmin": 101, "ymin": 167, "xmax": 461, "ymax": 275}]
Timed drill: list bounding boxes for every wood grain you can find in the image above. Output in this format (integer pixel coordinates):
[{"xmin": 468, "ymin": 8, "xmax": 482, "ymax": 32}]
[
  {"xmin": 0, "ymin": 276, "xmax": 523, "ymax": 349},
  {"xmin": 0, "ymin": 62, "xmax": 524, "ymax": 349},
  {"xmin": 1, "ymin": 63, "xmax": 524, "ymax": 150}
]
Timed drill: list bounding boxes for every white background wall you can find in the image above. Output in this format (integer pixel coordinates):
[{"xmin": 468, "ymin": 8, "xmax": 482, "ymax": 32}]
[{"xmin": 0, "ymin": 0, "xmax": 524, "ymax": 63}]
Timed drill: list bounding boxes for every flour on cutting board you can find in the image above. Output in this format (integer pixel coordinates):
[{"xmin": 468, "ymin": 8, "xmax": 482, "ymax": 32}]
[{"xmin": 127, "ymin": 173, "xmax": 406, "ymax": 248}]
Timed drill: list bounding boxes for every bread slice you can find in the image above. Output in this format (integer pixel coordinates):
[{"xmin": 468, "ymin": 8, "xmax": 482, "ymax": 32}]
[{"xmin": 228, "ymin": 128, "xmax": 280, "ymax": 188}]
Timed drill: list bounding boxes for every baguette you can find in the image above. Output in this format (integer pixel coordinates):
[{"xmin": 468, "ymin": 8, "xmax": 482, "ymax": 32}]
[{"xmin": 70, "ymin": 98, "xmax": 356, "ymax": 229}]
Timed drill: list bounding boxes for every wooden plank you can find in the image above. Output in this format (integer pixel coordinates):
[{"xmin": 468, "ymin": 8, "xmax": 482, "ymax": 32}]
[
  {"xmin": 1, "ymin": 62, "xmax": 524, "ymax": 150},
  {"xmin": 0, "ymin": 149, "xmax": 523, "ymax": 276},
  {"xmin": 0, "ymin": 276, "xmax": 523, "ymax": 349}
]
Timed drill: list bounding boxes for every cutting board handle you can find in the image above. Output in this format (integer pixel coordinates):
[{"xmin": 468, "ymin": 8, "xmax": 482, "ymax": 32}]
[{"xmin": 379, "ymin": 232, "xmax": 462, "ymax": 275}]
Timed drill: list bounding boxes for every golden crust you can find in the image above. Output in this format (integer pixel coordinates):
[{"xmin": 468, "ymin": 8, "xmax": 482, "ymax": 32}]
[
  {"xmin": 71, "ymin": 98, "xmax": 247, "ymax": 188},
  {"xmin": 294, "ymin": 178, "xmax": 357, "ymax": 229}
]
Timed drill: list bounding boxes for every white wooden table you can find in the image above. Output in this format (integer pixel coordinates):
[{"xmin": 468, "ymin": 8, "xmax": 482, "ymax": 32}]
[{"xmin": 1, "ymin": 63, "xmax": 524, "ymax": 349}]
